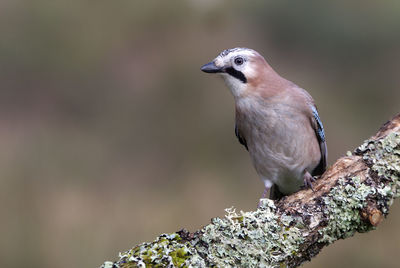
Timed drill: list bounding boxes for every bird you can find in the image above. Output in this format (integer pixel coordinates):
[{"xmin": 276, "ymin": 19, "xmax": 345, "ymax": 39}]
[{"xmin": 200, "ymin": 47, "xmax": 327, "ymax": 202}]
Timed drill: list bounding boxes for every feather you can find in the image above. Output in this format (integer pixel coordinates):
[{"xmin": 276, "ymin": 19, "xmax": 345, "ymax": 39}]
[
  {"xmin": 310, "ymin": 105, "xmax": 328, "ymax": 176},
  {"xmin": 235, "ymin": 124, "xmax": 248, "ymax": 150}
]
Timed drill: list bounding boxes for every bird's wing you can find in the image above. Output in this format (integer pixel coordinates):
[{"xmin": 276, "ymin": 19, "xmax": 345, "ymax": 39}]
[
  {"xmin": 235, "ymin": 124, "xmax": 248, "ymax": 151},
  {"xmin": 310, "ymin": 105, "xmax": 327, "ymax": 175}
]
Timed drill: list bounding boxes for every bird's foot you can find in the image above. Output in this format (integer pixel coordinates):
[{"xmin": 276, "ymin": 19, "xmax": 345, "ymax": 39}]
[{"xmin": 302, "ymin": 171, "xmax": 316, "ymax": 191}]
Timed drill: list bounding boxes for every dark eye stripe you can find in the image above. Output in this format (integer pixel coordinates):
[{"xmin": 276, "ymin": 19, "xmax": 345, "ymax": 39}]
[{"xmin": 225, "ymin": 67, "xmax": 247, "ymax": 83}]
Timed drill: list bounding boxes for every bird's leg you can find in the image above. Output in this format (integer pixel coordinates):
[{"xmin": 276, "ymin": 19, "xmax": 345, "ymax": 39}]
[
  {"xmin": 303, "ymin": 171, "xmax": 316, "ymax": 191},
  {"xmin": 261, "ymin": 187, "xmax": 269, "ymax": 199},
  {"xmin": 257, "ymin": 186, "xmax": 270, "ymax": 208}
]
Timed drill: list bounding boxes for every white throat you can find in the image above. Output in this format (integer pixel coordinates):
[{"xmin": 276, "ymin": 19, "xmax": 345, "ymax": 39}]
[{"xmin": 222, "ymin": 74, "xmax": 247, "ymax": 99}]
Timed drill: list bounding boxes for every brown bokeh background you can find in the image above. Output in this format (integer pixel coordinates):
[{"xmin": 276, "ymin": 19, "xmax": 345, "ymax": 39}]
[{"xmin": 1, "ymin": 1, "xmax": 400, "ymax": 267}]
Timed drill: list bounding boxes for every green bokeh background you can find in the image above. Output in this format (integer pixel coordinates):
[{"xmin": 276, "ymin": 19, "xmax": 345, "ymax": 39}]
[{"xmin": 1, "ymin": 1, "xmax": 399, "ymax": 267}]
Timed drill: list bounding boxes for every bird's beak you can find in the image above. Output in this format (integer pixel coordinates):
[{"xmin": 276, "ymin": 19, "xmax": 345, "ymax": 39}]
[{"xmin": 200, "ymin": 61, "xmax": 223, "ymax": 73}]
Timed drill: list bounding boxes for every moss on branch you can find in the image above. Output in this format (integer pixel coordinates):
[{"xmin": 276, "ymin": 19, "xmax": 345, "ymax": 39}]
[{"xmin": 100, "ymin": 114, "xmax": 400, "ymax": 268}]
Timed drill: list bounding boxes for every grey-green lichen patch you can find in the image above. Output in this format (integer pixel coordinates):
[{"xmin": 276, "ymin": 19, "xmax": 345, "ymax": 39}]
[
  {"xmin": 195, "ymin": 199, "xmax": 303, "ymax": 267},
  {"xmin": 101, "ymin": 261, "xmax": 114, "ymax": 268},
  {"xmin": 100, "ymin": 201, "xmax": 305, "ymax": 268},
  {"xmin": 319, "ymin": 131, "xmax": 400, "ymax": 245},
  {"xmin": 107, "ymin": 232, "xmax": 203, "ymax": 268},
  {"xmin": 358, "ymin": 132, "xmax": 400, "ymax": 210},
  {"xmin": 318, "ymin": 176, "xmax": 374, "ymax": 244}
]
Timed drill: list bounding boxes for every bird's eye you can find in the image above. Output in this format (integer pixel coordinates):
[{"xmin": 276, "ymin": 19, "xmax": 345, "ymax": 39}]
[{"xmin": 234, "ymin": 57, "xmax": 244, "ymax": 66}]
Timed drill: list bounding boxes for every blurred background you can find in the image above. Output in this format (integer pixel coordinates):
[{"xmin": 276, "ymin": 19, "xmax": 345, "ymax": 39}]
[{"xmin": 1, "ymin": 0, "xmax": 399, "ymax": 267}]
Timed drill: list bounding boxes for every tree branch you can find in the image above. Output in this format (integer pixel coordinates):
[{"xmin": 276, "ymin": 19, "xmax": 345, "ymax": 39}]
[{"xmin": 100, "ymin": 114, "xmax": 400, "ymax": 268}]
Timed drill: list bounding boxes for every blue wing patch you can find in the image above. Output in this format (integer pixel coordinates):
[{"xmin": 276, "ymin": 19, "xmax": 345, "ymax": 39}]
[
  {"xmin": 310, "ymin": 104, "xmax": 328, "ymax": 175},
  {"xmin": 311, "ymin": 105, "xmax": 325, "ymax": 142}
]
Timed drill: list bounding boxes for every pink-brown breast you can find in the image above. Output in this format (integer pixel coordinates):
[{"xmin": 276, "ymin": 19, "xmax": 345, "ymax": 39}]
[{"xmin": 235, "ymin": 85, "xmax": 321, "ymax": 194}]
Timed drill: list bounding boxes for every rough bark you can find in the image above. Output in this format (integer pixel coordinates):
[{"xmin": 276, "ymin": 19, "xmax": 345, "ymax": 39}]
[{"xmin": 101, "ymin": 114, "xmax": 400, "ymax": 268}]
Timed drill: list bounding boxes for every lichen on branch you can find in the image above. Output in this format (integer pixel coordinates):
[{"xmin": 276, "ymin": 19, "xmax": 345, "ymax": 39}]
[{"xmin": 100, "ymin": 114, "xmax": 400, "ymax": 268}]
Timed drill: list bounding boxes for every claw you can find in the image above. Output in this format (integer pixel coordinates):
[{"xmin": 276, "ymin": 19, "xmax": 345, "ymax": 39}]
[{"xmin": 303, "ymin": 171, "xmax": 316, "ymax": 192}]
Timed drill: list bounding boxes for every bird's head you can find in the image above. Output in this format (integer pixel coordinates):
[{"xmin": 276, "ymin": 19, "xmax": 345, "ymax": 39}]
[{"xmin": 201, "ymin": 47, "xmax": 275, "ymax": 98}]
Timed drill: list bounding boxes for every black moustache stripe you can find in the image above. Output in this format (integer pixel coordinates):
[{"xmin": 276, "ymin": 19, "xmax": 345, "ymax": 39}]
[{"xmin": 225, "ymin": 67, "xmax": 247, "ymax": 83}]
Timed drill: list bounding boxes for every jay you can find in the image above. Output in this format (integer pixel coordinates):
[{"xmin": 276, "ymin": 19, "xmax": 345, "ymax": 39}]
[{"xmin": 201, "ymin": 48, "xmax": 327, "ymax": 201}]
